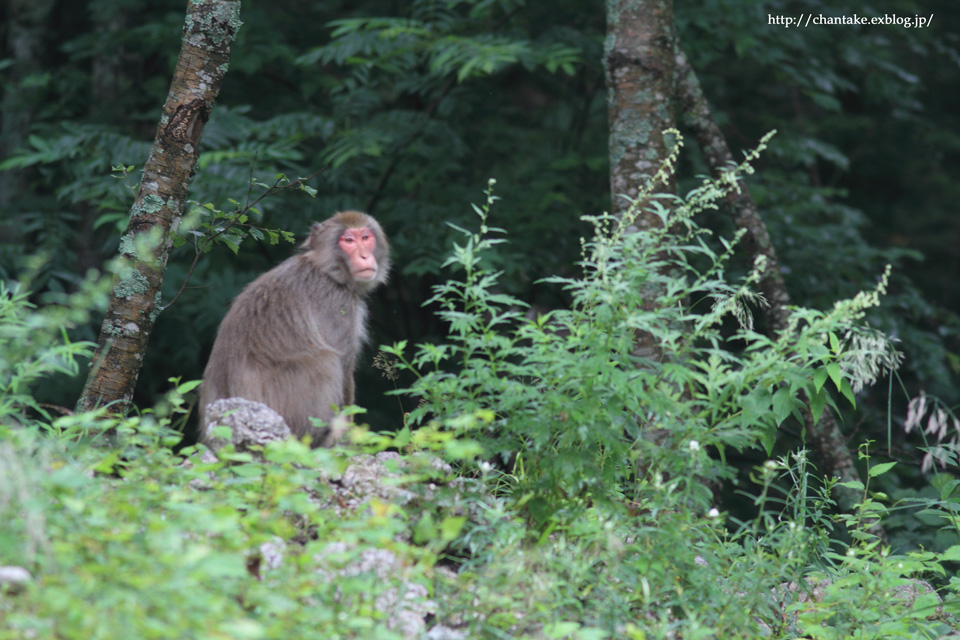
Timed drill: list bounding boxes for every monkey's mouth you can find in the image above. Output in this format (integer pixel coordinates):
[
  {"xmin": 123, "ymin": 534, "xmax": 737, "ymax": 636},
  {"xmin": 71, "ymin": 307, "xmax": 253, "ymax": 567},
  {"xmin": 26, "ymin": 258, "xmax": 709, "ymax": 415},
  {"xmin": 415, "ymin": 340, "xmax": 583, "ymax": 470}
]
[{"xmin": 355, "ymin": 268, "xmax": 377, "ymax": 280}]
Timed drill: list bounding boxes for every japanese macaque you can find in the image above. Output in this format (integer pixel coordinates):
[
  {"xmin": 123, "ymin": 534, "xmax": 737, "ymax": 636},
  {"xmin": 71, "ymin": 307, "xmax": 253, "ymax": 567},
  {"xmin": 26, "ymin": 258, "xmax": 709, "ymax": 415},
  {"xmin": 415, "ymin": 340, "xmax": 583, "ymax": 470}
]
[{"xmin": 199, "ymin": 210, "xmax": 390, "ymax": 445}]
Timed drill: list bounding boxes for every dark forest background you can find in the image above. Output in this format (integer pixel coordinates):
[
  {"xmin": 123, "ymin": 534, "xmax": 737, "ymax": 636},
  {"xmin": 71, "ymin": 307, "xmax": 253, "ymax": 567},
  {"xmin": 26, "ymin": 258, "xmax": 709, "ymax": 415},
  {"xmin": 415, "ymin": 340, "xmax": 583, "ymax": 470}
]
[{"xmin": 1, "ymin": 0, "xmax": 958, "ymax": 487}]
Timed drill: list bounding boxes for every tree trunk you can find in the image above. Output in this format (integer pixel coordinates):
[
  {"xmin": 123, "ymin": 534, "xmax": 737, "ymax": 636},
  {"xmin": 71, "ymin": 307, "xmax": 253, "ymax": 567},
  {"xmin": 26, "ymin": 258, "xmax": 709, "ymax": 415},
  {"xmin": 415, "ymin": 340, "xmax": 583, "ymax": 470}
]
[
  {"xmin": 675, "ymin": 43, "xmax": 876, "ymax": 528},
  {"xmin": 604, "ymin": 0, "xmax": 677, "ymax": 363},
  {"xmin": 77, "ymin": 0, "xmax": 242, "ymax": 415},
  {"xmin": 605, "ymin": 0, "xmax": 676, "ymax": 222}
]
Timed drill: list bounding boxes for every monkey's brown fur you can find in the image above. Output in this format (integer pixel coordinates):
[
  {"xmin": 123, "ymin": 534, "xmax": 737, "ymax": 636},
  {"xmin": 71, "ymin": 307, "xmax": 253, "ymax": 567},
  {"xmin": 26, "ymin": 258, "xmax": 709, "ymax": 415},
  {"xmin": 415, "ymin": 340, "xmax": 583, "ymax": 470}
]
[{"xmin": 199, "ymin": 211, "xmax": 390, "ymax": 445}]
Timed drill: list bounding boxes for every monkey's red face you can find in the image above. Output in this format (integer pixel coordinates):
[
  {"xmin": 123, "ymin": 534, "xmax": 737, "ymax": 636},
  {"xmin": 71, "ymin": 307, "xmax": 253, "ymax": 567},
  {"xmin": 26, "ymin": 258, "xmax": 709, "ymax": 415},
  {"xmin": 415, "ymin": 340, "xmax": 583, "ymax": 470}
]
[{"xmin": 338, "ymin": 226, "xmax": 379, "ymax": 281}]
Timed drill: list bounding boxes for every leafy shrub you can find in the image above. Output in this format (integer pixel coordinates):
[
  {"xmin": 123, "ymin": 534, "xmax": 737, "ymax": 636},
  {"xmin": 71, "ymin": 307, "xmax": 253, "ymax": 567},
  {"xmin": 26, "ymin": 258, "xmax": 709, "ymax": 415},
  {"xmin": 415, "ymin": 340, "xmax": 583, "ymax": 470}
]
[
  {"xmin": 379, "ymin": 139, "xmax": 959, "ymax": 636},
  {"xmin": 388, "ymin": 134, "xmax": 901, "ymax": 524},
  {"xmin": 0, "ymin": 261, "xmax": 110, "ymax": 427},
  {"xmin": 0, "ymin": 412, "xmax": 441, "ymax": 639},
  {"xmin": 2, "ymin": 139, "xmax": 959, "ymax": 638}
]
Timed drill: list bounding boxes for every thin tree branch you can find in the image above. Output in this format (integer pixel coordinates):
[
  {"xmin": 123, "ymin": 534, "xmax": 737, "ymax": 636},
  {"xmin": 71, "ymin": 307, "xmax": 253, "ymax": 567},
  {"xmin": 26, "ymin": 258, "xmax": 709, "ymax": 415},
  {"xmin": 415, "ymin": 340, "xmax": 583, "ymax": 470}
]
[{"xmin": 162, "ymin": 166, "xmax": 327, "ymax": 311}]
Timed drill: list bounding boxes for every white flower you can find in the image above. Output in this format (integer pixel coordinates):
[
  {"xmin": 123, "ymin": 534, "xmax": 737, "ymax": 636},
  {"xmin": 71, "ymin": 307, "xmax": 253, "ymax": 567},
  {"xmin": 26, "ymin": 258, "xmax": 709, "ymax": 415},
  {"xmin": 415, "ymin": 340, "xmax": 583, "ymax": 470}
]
[
  {"xmin": 707, "ymin": 508, "xmax": 720, "ymax": 518},
  {"xmin": 688, "ymin": 440, "xmax": 700, "ymax": 452},
  {"xmin": 904, "ymin": 393, "xmax": 927, "ymax": 433}
]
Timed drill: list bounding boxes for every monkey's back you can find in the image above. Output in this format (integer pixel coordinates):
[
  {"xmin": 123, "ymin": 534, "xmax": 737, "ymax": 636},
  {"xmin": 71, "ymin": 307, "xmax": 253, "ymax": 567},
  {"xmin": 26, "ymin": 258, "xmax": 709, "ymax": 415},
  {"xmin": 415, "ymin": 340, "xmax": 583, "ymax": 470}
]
[{"xmin": 199, "ymin": 253, "xmax": 368, "ymax": 439}]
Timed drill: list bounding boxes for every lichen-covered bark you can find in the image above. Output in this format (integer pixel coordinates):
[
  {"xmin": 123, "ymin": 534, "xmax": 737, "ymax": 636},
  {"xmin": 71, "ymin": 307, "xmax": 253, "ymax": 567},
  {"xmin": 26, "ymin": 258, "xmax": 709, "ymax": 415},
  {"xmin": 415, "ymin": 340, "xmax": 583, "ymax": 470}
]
[
  {"xmin": 605, "ymin": 0, "xmax": 677, "ymax": 223},
  {"xmin": 77, "ymin": 0, "xmax": 242, "ymax": 414},
  {"xmin": 675, "ymin": 43, "xmax": 872, "ymax": 525},
  {"xmin": 605, "ymin": 0, "xmax": 678, "ymax": 366}
]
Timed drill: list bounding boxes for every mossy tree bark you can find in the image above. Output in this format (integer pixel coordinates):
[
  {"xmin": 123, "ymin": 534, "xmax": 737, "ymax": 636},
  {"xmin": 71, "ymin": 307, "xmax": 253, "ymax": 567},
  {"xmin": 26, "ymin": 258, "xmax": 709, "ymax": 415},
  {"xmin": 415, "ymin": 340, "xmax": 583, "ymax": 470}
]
[
  {"xmin": 604, "ymin": 0, "xmax": 677, "ymax": 363},
  {"xmin": 605, "ymin": 0, "xmax": 677, "ymax": 222},
  {"xmin": 77, "ymin": 0, "xmax": 242, "ymax": 414},
  {"xmin": 675, "ymin": 44, "xmax": 876, "ymax": 529}
]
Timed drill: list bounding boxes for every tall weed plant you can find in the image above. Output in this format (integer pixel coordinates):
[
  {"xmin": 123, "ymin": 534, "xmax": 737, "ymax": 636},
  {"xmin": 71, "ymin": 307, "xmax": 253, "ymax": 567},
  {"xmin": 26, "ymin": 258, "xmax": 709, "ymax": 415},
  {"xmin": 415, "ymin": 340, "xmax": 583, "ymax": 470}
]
[
  {"xmin": 389, "ymin": 136, "xmax": 960, "ymax": 636},
  {"xmin": 387, "ymin": 132, "xmax": 902, "ymax": 524}
]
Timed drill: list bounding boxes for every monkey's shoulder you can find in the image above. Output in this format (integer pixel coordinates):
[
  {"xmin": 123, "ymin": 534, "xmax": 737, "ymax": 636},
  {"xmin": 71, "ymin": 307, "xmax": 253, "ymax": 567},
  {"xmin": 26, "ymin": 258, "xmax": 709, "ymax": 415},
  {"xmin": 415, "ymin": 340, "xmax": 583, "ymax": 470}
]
[
  {"xmin": 238, "ymin": 262, "xmax": 358, "ymax": 314},
  {"xmin": 238, "ymin": 257, "xmax": 342, "ymax": 294}
]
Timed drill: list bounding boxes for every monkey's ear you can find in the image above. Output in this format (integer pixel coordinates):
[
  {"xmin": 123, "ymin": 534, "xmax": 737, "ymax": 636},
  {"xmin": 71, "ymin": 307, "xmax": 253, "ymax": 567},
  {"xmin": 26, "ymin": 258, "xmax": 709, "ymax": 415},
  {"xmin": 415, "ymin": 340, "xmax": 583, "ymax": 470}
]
[{"xmin": 302, "ymin": 222, "xmax": 325, "ymax": 250}]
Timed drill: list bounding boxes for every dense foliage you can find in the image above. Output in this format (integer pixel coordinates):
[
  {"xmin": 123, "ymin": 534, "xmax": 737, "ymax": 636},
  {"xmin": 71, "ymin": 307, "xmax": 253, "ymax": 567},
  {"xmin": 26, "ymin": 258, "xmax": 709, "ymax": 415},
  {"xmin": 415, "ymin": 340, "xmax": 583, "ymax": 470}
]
[
  {"xmin": 1, "ymin": 0, "xmax": 957, "ymax": 447},
  {"xmin": 2, "ymin": 0, "xmax": 960, "ymax": 635},
  {"xmin": 2, "ymin": 164, "xmax": 960, "ymax": 637}
]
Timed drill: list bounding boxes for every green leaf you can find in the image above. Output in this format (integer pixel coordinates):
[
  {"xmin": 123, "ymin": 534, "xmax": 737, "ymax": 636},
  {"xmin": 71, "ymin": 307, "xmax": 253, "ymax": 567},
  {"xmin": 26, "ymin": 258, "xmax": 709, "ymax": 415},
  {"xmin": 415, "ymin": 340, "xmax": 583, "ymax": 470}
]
[
  {"xmin": 813, "ymin": 368, "xmax": 828, "ymax": 394},
  {"xmin": 440, "ymin": 516, "xmax": 467, "ymax": 542},
  {"xmin": 176, "ymin": 379, "xmax": 203, "ymax": 394},
  {"xmin": 810, "ymin": 388, "xmax": 827, "ymax": 422},
  {"xmin": 195, "ymin": 554, "xmax": 248, "ymax": 579},
  {"xmin": 210, "ymin": 425, "xmax": 234, "ymax": 440},
  {"xmin": 543, "ymin": 622, "xmax": 581, "ymax": 638},
  {"xmin": 810, "ymin": 92, "xmax": 842, "ymax": 112},
  {"xmin": 231, "ymin": 464, "xmax": 265, "ymax": 478},
  {"xmin": 772, "ymin": 386, "xmax": 795, "ymax": 426},
  {"xmin": 826, "ymin": 362, "xmax": 842, "ymax": 389},
  {"xmin": 829, "ymin": 331, "xmax": 840, "ymax": 353},
  {"xmin": 937, "ymin": 477, "xmax": 960, "ymax": 500},
  {"xmin": 221, "ymin": 234, "xmax": 242, "ymax": 255},
  {"xmin": 413, "ymin": 512, "xmax": 438, "ymax": 544},
  {"xmin": 839, "ymin": 377, "xmax": 856, "ymax": 408},
  {"xmin": 92, "ymin": 451, "xmax": 122, "ymax": 474},
  {"xmin": 867, "ymin": 461, "xmax": 897, "ymax": 477},
  {"xmin": 219, "ymin": 620, "xmax": 266, "ymax": 639},
  {"xmin": 837, "ymin": 480, "xmax": 865, "ymax": 491},
  {"xmin": 759, "ymin": 426, "xmax": 776, "ymax": 456},
  {"xmin": 740, "ymin": 388, "xmax": 772, "ymax": 424},
  {"xmin": 443, "ymin": 438, "xmax": 483, "ymax": 460},
  {"xmin": 915, "ymin": 508, "xmax": 947, "ymax": 526},
  {"xmin": 941, "ymin": 545, "xmax": 960, "ymax": 562}
]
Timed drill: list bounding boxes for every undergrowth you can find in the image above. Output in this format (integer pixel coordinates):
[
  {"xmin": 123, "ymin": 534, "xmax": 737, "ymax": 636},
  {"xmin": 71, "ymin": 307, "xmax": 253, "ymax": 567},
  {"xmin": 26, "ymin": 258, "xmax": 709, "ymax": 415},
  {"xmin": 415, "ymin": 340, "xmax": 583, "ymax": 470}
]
[{"xmin": 2, "ymin": 135, "xmax": 959, "ymax": 638}]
